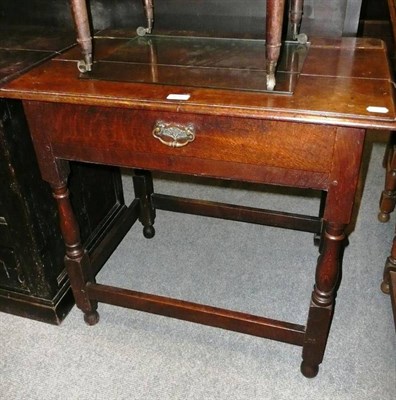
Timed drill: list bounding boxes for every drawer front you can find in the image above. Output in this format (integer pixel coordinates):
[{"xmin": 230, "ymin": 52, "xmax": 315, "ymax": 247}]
[{"xmin": 25, "ymin": 102, "xmax": 336, "ymax": 186}]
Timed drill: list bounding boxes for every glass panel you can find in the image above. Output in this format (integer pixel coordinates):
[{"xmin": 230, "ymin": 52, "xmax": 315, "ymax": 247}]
[{"xmin": 83, "ymin": 35, "xmax": 309, "ymax": 94}]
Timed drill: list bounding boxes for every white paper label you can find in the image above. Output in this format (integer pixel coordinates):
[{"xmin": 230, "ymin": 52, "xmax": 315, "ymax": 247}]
[
  {"xmin": 166, "ymin": 94, "xmax": 191, "ymax": 101},
  {"xmin": 366, "ymin": 106, "xmax": 389, "ymax": 114}
]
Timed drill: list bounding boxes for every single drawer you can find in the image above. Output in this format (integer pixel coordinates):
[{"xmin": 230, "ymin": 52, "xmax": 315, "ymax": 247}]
[{"xmin": 25, "ymin": 102, "xmax": 337, "ymax": 186}]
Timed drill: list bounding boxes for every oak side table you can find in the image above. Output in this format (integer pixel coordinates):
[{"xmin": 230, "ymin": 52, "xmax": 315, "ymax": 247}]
[{"xmin": 1, "ymin": 35, "xmax": 395, "ymax": 377}]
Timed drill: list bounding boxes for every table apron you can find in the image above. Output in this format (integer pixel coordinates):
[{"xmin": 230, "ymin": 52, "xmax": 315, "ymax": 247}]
[{"xmin": 24, "ymin": 101, "xmax": 344, "ymax": 190}]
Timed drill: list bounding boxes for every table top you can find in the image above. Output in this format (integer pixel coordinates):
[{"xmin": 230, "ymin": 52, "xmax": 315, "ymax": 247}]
[
  {"xmin": 1, "ymin": 34, "xmax": 395, "ymax": 130},
  {"xmin": 0, "ymin": 25, "xmax": 75, "ymax": 85}
]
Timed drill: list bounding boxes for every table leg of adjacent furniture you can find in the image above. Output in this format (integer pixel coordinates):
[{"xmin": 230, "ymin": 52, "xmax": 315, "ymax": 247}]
[
  {"xmin": 68, "ymin": 0, "xmax": 92, "ymax": 72},
  {"xmin": 377, "ymin": 133, "xmax": 396, "ymax": 331},
  {"xmin": 290, "ymin": 0, "xmax": 304, "ymax": 40},
  {"xmin": 381, "ymin": 233, "xmax": 396, "ymax": 331},
  {"xmin": 390, "ymin": 270, "xmax": 396, "ymax": 331},
  {"xmin": 378, "ymin": 135, "xmax": 396, "ymax": 223},
  {"xmin": 69, "ymin": 0, "xmax": 293, "ymax": 90},
  {"xmin": 266, "ymin": 0, "xmax": 286, "ymax": 90}
]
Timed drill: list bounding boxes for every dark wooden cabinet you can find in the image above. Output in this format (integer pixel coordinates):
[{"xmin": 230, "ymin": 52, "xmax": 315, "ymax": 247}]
[
  {"xmin": 0, "ymin": 28, "xmax": 128, "ymax": 324},
  {"xmin": 361, "ymin": 0, "xmax": 389, "ymax": 20},
  {"xmin": 0, "ymin": 98, "xmax": 127, "ymax": 324}
]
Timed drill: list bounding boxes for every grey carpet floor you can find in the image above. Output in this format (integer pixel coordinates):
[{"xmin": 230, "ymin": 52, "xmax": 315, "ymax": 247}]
[{"xmin": 1, "ymin": 135, "xmax": 395, "ymax": 399}]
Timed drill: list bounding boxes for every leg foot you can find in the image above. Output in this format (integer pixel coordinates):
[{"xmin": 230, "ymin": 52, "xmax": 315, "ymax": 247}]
[
  {"xmin": 84, "ymin": 310, "xmax": 100, "ymax": 326},
  {"xmin": 143, "ymin": 225, "xmax": 155, "ymax": 239},
  {"xmin": 136, "ymin": 26, "xmax": 149, "ymax": 36},
  {"xmin": 266, "ymin": 73, "xmax": 276, "ymax": 91},
  {"xmin": 378, "ymin": 211, "xmax": 391, "ymax": 223},
  {"xmin": 266, "ymin": 0, "xmax": 286, "ymax": 91},
  {"xmin": 295, "ymin": 32, "xmax": 308, "ymax": 44},
  {"xmin": 381, "ymin": 279, "xmax": 390, "ymax": 294},
  {"xmin": 381, "ymin": 258, "xmax": 392, "ymax": 295},
  {"xmin": 300, "ymin": 361, "xmax": 319, "ymax": 378},
  {"xmin": 382, "ymin": 257, "xmax": 396, "ymax": 295}
]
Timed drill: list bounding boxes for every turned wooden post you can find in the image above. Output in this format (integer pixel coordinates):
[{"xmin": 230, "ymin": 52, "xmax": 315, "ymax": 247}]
[
  {"xmin": 137, "ymin": 0, "xmax": 155, "ymax": 36},
  {"xmin": 143, "ymin": 0, "xmax": 154, "ymax": 33},
  {"xmin": 301, "ymin": 222, "xmax": 346, "ymax": 377},
  {"xmin": 300, "ymin": 127, "xmax": 365, "ymax": 377},
  {"xmin": 133, "ymin": 169, "xmax": 156, "ymax": 239},
  {"xmin": 381, "ymin": 227, "xmax": 396, "ymax": 289},
  {"xmin": 68, "ymin": 0, "xmax": 92, "ymax": 72},
  {"xmin": 266, "ymin": 0, "xmax": 286, "ymax": 90},
  {"xmin": 378, "ymin": 137, "xmax": 396, "ymax": 222},
  {"xmin": 52, "ymin": 182, "xmax": 99, "ymax": 325},
  {"xmin": 289, "ymin": 0, "xmax": 306, "ymax": 42},
  {"xmin": 389, "ymin": 269, "xmax": 396, "ymax": 331}
]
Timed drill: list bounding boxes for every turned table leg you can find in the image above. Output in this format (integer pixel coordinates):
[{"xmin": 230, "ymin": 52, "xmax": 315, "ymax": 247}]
[
  {"xmin": 266, "ymin": 0, "xmax": 286, "ymax": 90},
  {"xmin": 137, "ymin": 0, "xmax": 154, "ymax": 36},
  {"xmin": 133, "ymin": 169, "xmax": 156, "ymax": 238},
  {"xmin": 378, "ymin": 134, "xmax": 396, "ymax": 222},
  {"xmin": 381, "ymin": 226, "xmax": 396, "ymax": 330},
  {"xmin": 301, "ymin": 127, "xmax": 365, "ymax": 377},
  {"xmin": 52, "ymin": 180, "xmax": 99, "ymax": 325},
  {"xmin": 69, "ymin": 0, "xmax": 93, "ymax": 72},
  {"xmin": 290, "ymin": 0, "xmax": 303, "ymax": 39},
  {"xmin": 289, "ymin": 0, "xmax": 307, "ymax": 43},
  {"xmin": 390, "ymin": 270, "xmax": 396, "ymax": 331},
  {"xmin": 301, "ymin": 222, "xmax": 346, "ymax": 378}
]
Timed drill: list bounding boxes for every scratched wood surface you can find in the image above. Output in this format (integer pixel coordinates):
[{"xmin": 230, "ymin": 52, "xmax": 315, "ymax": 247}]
[{"xmin": 0, "ymin": 25, "xmax": 74, "ymax": 84}]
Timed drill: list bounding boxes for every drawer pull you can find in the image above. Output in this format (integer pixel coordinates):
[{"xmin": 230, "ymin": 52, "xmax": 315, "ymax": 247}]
[{"xmin": 153, "ymin": 121, "xmax": 195, "ymax": 148}]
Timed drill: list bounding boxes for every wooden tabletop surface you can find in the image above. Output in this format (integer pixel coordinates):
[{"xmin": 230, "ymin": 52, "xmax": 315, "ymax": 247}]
[
  {"xmin": 0, "ymin": 26, "xmax": 75, "ymax": 85},
  {"xmin": 1, "ymin": 35, "xmax": 395, "ymax": 131}
]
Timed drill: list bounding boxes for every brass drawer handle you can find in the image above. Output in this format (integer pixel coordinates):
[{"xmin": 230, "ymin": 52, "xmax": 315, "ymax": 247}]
[{"xmin": 153, "ymin": 121, "xmax": 195, "ymax": 148}]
